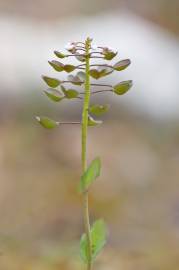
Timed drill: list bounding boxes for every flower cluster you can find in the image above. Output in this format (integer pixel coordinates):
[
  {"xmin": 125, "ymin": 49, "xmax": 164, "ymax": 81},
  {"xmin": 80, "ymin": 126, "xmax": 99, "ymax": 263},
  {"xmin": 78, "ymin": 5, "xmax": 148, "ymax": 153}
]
[{"xmin": 36, "ymin": 38, "xmax": 132, "ymax": 128}]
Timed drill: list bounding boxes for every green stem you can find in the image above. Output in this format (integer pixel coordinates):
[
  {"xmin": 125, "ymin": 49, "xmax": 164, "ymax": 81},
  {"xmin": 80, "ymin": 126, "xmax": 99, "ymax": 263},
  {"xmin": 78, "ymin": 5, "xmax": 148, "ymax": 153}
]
[{"xmin": 81, "ymin": 38, "xmax": 92, "ymax": 270}]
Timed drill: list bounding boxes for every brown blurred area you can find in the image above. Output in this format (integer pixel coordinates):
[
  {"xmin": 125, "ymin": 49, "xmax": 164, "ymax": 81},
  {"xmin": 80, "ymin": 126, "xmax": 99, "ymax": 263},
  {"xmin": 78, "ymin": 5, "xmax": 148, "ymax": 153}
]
[
  {"xmin": 0, "ymin": 0, "xmax": 179, "ymax": 269},
  {"xmin": 0, "ymin": 0, "xmax": 179, "ymax": 35}
]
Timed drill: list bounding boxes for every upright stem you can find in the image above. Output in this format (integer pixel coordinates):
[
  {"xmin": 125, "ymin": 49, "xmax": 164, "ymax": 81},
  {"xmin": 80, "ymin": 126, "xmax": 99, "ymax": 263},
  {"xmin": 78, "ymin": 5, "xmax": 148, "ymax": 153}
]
[{"xmin": 81, "ymin": 38, "xmax": 92, "ymax": 270}]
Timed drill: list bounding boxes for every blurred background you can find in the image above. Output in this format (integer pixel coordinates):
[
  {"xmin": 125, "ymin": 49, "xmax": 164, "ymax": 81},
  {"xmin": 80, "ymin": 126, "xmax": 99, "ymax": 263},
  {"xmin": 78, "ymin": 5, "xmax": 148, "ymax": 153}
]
[{"xmin": 1, "ymin": 0, "xmax": 179, "ymax": 269}]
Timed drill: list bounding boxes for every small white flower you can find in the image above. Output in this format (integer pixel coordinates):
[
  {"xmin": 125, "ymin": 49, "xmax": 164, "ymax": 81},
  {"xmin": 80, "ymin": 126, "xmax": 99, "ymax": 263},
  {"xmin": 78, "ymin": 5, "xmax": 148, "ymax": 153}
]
[
  {"xmin": 65, "ymin": 42, "xmax": 74, "ymax": 51},
  {"xmin": 91, "ymin": 43, "xmax": 98, "ymax": 50}
]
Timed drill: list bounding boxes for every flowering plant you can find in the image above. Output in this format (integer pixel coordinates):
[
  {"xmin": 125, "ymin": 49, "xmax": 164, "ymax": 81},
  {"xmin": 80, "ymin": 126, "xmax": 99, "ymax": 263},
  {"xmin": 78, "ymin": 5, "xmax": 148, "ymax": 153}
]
[{"xmin": 36, "ymin": 37, "xmax": 132, "ymax": 270}]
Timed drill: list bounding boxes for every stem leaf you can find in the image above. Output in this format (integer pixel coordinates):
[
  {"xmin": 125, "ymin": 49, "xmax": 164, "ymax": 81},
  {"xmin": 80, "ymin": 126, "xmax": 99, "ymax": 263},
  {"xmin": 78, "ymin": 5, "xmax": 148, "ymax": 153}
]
[
  {"xmin": 79, "ymin": 157, "xmax": 101, "ymax": 193},
  {"xmin": 80, "ymin": 219, "xmax": 107, "ymax": 263}
]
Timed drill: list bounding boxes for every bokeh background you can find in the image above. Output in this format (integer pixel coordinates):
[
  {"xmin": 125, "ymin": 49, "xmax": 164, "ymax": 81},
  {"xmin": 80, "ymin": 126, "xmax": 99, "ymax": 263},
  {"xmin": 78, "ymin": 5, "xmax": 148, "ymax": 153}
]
[{"xmin": 1, "ymin": 0, "xmax": 179, "ymax": 269}]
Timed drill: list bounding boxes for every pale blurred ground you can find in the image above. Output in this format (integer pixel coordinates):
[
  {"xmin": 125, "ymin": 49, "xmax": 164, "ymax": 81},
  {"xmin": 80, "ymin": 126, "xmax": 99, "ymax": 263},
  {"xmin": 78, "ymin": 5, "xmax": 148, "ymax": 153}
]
[{"xmin": 0, "ymin": 0, "xmax": 179, "ymax": 269}]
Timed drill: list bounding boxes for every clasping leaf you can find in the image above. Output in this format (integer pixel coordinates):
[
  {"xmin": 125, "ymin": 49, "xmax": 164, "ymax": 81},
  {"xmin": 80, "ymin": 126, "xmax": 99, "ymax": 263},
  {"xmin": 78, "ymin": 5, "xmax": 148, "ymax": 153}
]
[
  {"xmin": 79, "ymin": 157, "xmax": 101, "ymax": 193},
  {"xmin": 80, "ymin": 219, "xmax": 107, "ymax": 263}
]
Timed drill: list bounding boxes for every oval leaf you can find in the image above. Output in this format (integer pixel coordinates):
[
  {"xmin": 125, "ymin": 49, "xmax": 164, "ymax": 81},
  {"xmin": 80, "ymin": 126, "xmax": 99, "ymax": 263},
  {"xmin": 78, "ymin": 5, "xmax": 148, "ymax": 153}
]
[
  {"xmin": 42, "ymin": 76, "xmax": 60, "ymax": 88},
  {"xmin": 48, "ymin": 60, "xmax": 64, "ymax": 72},
  {"xmin": 90, "ymin": 219, "xmax": 107, "ymax": 260},
  {"xmin": 80, "ymin": 219, "xmax": 107, "ymax": 263},
  {"xmin": 44, "ymin": 88, "xmax": 64, "ymax": 102},
  {"xmin": 36, "ymin": 116, "xmax": 59, "ymax": 129},
  {"xmin": 88, "ymin": 115, "xmax": 103, "ymax": 126},
  {"xmin": 64, "ymin": 64, "xmax": 76, "ymax": 73},
  {"xmin": 113, "ymin": 59, "xmax": 131, "ymax": 71},
  {"xmin": 89, "ymin": 104, "xmax": 110, "ymax": 116},
  {"xmin": 54, "ymin": 50, "xmax": 66, "ymax": 58},
  {"xmin": 113, "ymin": 80, "xmax": 133, "ymax": 95},
  {"xmin": 79, "ymin": 157, "xmax": 101, "ymax": 193}
]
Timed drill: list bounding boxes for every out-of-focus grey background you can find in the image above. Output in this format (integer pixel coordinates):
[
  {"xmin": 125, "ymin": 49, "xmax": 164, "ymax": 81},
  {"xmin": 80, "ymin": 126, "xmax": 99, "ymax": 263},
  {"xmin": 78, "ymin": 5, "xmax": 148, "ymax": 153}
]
[{"xmin": 0, "ymin": 1, "xmax": 179, "ymax": 269}]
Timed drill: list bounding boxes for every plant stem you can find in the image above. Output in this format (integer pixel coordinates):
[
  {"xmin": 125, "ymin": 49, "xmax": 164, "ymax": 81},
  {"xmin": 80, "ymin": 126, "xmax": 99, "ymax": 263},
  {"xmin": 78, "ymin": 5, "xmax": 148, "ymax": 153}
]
[{"xmin": 81, "ymin": 38, "xmax": 92, "ymax": 270}]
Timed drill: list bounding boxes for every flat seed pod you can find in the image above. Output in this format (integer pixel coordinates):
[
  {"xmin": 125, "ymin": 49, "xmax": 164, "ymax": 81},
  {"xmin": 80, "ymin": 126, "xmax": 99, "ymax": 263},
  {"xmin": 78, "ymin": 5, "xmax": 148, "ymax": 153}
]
[
  {"xmin": 44, "ymin": 88, "xmax": 64, "ymax": 102},
  {"xmin": 89, "ymin": 104, "xmax": 110, "ymax": 116},
  {"xmin": 113, "ymin": 59, "xmax": 131, "ymax": 71},
  {"xmin": 54, "ymin": 50, "xmax": 66, "ymax": 58},
  {"xmin": 113, "ymin": 80, "xmax": 133, "ymax": 95},
  {"xmin": 62, "ymin": 88, "xmax": 79, "ymax": 99},
  {"xmin": 36, "ymin": 116, "xmax": 59, "ymax": 129},
  {"xmin": 48, "ymin": 60, "xmax": 64, "ymax": 72},
  {"xmin": 88, "ymin": 115, "xmax": 103, "ymax": 126},
  {"xmin": 64, "ymin": 64, "xmax": 76, "ymax": 73},
  {"xmin": 76, "ymin": 55, "xmax": 86, "ymax": 62},
  {"xmin": 104, "ymin": 51, "xmax": 117, "ymax": 60},
  {"xmin": 89, "ymin": 69, "xmax": 101, "ymax": 79},
  {"xmin": 77, "ymin": 71, "xmax": 86, "ymax": 81},
  {"xmin": 98, "ymin": 67, "xmax": 113, "ymax": 78},
  {"xmin": 89, "ymin": 67, "xmax": 112, "ymax": 79},
  {"xmin": 42, "ymin": 76, "xmax": 60, "ymax": 88},
  {"xmin": 68, "ymin": 75, "xmax": 83, "ymax": 85}
]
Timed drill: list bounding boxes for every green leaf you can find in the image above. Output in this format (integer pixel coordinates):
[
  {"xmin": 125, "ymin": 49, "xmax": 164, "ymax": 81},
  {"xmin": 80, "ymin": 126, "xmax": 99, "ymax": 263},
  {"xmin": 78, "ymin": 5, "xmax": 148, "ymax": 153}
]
[
  {"xmin": 88, "ymin": 115, "xmax": 103, "ymax": 126},
  {"xmin": 44, "ymin": 88, "xmax": 64, "ymax": 102},
  {"xmin": 80, "ymin": 234, "xmax": 88, "ymax": 263},
  {"xmin": 79, "ymin": 157, "xmax": 101, "ymax": 193},
  {"xmin": 61, "ymin": 86, "xmax": 79, "ymax": 99},
  {"xmin": 64, "ymin": 64, "xmax": 76, "ymax": 73},
  {"xmin": 89, "ymin": 104, "xmax": 110, "ymax": 116},
  {"xmin": 48, "ymin": 60, "xmax": 64, "ymax": 72},
  {"xmin": 90, "ymin": 219, "xmax": 107, "ymax": 260},
  {"xmin": 42, "ymin": 76, "xmax": 60, "ymax": 88},
  {"xmin": 113, "ymin": 80, "xmax": 133, "ymax": 95},
  {"xmin": 36, "ymin": 116, "xmax": 59, "ymax": 129},
  {"xmin": 80, "ymin": 219, "xmax": 107, "ymax": 263},
  {"xmin": 113, "ymin": 59, "xmax": 131, "ymax": 71},
  {"xmin": 54, "ymin": 50, "xmax": 66, "ymax": 58}
]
